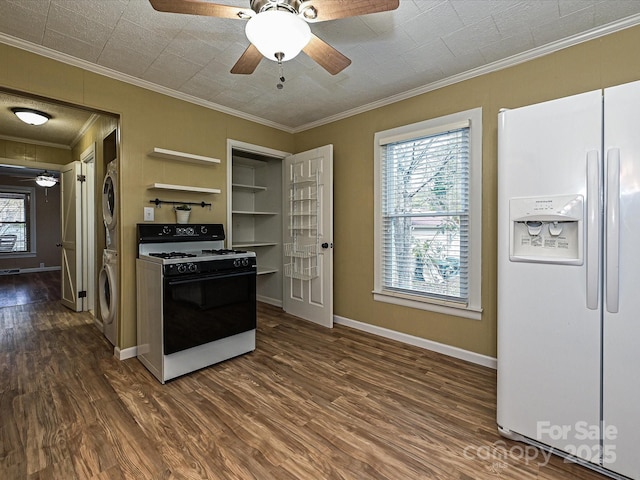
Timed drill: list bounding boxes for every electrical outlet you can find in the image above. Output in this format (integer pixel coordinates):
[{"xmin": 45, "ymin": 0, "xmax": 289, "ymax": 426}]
[{"xmin": 144, "ymin": 207, "xmax": 154, "ymax": 221}]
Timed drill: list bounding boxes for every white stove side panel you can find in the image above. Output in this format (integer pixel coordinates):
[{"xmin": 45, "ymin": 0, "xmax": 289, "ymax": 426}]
[{"xmin": 136, "ymin": 259, "xmax": 165, "ymax": 383}]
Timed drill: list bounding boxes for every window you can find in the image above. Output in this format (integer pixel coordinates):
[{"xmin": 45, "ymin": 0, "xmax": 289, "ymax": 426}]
[
  {"xmin": 374, "ymin": 108, "xmax": 482, "ymax": 319},
  {"xmin": 0, "ymin": 186, "xmax": 36, "ymax": 255}
]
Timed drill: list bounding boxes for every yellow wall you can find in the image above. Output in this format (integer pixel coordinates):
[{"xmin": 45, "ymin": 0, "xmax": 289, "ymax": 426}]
[
  {"xmin": 0, "ymin": 138, "xmax": 72, "ymax": 165},
  {"xmin": 294, "ymin": 25, "xmax": 640, "ymax": 358},
  {"xmin": 2, "ymin": 24, "xmax": 640, "ymax": 357},
  {"xmin": 0, "ymin": 43, "xmax": 294, "ymax": 349}
]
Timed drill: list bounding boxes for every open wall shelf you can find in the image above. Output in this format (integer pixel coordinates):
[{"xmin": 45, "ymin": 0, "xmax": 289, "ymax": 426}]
[
  {"xmin": 149, "ymin": 147, "xmax": 220, "ymax": 165},
  {"xmin": 148, "ymin": 183, "xmax": 221, "ymax": 194}
]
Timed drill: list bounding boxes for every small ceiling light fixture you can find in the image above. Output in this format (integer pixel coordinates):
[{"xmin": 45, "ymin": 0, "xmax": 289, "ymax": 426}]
[
  {"xmin": 245, "ymin": 10, "xmax": 311, "ymax": 63},
  {"xmin": 35, "ymin": 171, "xmax": 57, "ymax": 188},
  {"xmin": 11, "ymin": 107, "xmax": 51, "ymax": 126}
]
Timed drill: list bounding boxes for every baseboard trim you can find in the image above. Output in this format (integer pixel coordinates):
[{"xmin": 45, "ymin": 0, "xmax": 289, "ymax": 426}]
[
  {"xmin": 115, "ymin": 346, "xmax": 138, "ymax": 360},
  {"xmin": 257, "ymin": 295, "xmax": 282, "ymax": 308},
  {"xmin": 0, "ymin": 266, "xmax": 61, "ymax": 275},
  {"xmin": 333, "ymin": 315, "xmax": 497, "ymax": 369}
]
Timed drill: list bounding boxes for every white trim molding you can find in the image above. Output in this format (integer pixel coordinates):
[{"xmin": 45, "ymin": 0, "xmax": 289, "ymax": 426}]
[
  {"xmin": 0, "ymin": 33, "xmax": 293, "ymax": 134},
  {"xmin": 295, "ymin": 14, "xmax": 640, "ymax": 132},
  {"xmin": 2, "ymin": 14, "xmax": 639, "ymax": 134},
  {"xmin": 115, "ymin": 346, "xmax": 138, "ymax": 361},
  {"xmin": 334, "ymin": 314, "xmax": 497, "ymax": 370}
]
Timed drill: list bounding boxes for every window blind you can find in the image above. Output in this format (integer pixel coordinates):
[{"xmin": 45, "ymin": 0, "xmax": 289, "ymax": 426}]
[
  {"xmin": 0, "ymin": 191, "xmax": 30, "ymax": 252},
  {"xmin": 380, "ymin": 126, "xmax": 470, "ymax": 303}
]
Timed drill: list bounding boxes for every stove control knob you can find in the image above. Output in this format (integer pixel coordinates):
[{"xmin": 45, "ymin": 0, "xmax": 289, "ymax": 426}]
[
  {"xmin": 241, "ymin": 257, "xmax": 249, "ymax": 267},
  {"xmin": 177, "ymin": 264, "xmax": 187, "ymax": 273},
  {"xmin": 162, "ymin": 226, "xmax": 171, "ymax": 235},
  {"xmin": 188, "ymin": 263, "xmax": 198, "ymax": 273},
  {"xmin": 233, "ymin": 258, "xmax": 241, "ymax": 268},
  {"xmin": 200, "ymin": 226, "xmax": 208, "ymax": 234}
]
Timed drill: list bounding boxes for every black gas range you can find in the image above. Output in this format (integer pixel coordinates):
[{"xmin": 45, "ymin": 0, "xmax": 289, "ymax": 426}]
[{"xmin": 136, "ymin": 223, "xmax": 256, "ymax": 383}]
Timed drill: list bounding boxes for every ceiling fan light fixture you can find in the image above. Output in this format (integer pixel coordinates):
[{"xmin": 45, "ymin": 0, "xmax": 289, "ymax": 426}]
[
  {"xmin": 245, "ymin": 10, "xmax": 311, "ymax": 62},
  {"xmin": 35, "ymin": 171, "xmax": 57, "ymax": 188},
  {"xmin": 11, "ymin": 107, "xmax": 51, "ymax": 126}
]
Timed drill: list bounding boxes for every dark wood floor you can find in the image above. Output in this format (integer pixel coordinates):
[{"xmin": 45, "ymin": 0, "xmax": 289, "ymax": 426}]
[
  {"xmin": 0, "ymin": 301, "xmax": 608, "ymax": 479},
  {"xmin": 0, "ymin": 271, "xmax": 61, "ymax": 308}
]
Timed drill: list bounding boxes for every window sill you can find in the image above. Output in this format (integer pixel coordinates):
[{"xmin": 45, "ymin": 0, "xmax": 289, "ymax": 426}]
[
  {"xmin": 0, "ymin": 252, "xmax": 36, "ymax": 259},
  {"xmin": 373, "ymin": 290, "xmax": 482, "ymax": 320}
]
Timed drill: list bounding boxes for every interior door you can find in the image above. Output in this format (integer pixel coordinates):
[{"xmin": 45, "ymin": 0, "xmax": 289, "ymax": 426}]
[
  {"xmin": 60, "ymin": 161, "xmax": 83, "ymax": 312},
  {"xmin": 283, "ymin": 145, "xmax": 333, "ymax": 327}
]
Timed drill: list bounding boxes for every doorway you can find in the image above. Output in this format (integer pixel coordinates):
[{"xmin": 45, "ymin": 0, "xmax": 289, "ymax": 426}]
[
  {"xmin": 227, "ymin": 139, "xmax": 335, "ymax": 328},
  {"xmin": 0, "ymin": 88, "xmax": 117, "ymax": 314}
]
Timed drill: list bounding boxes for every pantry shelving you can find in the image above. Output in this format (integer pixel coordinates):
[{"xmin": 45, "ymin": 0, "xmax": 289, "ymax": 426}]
[{"xmin": 230, "ymin": 151, "xmax": 283, "ymax": 304}]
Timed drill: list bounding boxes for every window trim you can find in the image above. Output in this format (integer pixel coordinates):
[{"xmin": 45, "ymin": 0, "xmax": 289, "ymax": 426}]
[
  {"xmin": 0, "ymin": 185, "xmax": 37, "ymax": 257},
  {"xmin": 373, "ymin": 107, "xmax": 483, "ymax": 320}
]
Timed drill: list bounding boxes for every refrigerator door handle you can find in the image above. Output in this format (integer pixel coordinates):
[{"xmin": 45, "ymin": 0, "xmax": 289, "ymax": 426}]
[
  {"xmin": 586, "ymin": 150, "xmax": 600, "ymax": 310},
  {"xmin": 605, "ymin": 148, "xmax": 620, "ymax": 314}
]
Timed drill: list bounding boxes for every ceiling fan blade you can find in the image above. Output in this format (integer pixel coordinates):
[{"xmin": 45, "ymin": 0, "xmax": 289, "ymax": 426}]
[
  {"xmin": 230, "ymin": 44, "xmax": 263, "ymax": 74},
  {"xmin": 300, "ymin": 0, "xmax": 399, "ymax": 23},
  {"xmin": 303, "ymin": 34, "xmax": 351, "ymax": 75},
  {"xmin": 149, "ymin": 0, "xmax": 252, "ymax": 19}
]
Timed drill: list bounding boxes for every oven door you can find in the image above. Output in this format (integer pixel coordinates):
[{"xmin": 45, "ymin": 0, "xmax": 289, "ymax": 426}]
[{"xmin": 162, "ymin": 268, "xmax": 256, "ymax": 355}]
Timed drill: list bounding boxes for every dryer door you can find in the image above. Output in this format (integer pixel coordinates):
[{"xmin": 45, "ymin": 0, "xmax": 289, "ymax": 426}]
[
  {"xmin": 99, "ymin": 264, "xmax": 117, "ymax": 325},
  {"xmin": 102, "ymin": 168, "xmax": 117, "ymax": 230}
]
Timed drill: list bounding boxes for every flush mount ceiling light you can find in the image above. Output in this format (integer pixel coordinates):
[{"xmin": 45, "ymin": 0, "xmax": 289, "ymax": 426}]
[
  {"xmin": 245, "ymin": 10, "xmax": 311, "ymax": 63},
  {"xmin": 35, "ymin": 171, "xmax": 57, "ymax": 188},
  {"xmin": 11, "ymin": 107, "xmax": 51, "ymax": 126}
]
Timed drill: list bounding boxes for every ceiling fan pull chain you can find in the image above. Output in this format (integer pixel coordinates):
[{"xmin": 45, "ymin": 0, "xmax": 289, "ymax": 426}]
[{"xmin": 276, "ymin": 52, "xmax": 285, "ymax": 89}]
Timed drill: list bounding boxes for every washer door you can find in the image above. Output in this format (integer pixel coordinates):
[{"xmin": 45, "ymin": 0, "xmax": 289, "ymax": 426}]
[
  {"xmin": 99, "ymin": 263, "xmax": 117, "ymax": 325},
  {"xmin": 102, "ymin": 170, "xmax": 118, "ymax": 230}
]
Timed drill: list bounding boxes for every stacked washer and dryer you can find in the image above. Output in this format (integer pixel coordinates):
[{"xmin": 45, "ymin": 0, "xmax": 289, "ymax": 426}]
[{"xmin": 99, "ymin": 159, "xmax": 118, "ymax": 346}]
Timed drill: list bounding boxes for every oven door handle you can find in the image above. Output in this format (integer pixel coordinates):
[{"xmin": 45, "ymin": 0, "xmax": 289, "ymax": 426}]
[{"xmin": 166, "ymin": 269, "xmax": 256, "ymax": 286}]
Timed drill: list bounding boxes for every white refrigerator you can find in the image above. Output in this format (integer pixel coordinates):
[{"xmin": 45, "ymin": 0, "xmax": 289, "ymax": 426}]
[{"xmin": 497, "ymin": 80, "xmax": 640, "ymax": 480}]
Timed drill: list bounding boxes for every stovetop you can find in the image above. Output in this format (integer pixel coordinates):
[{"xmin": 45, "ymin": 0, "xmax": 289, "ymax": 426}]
[
  {"xmin": 149, "ymin": 252, "xmax": 197, "ymax": 259},
  {"xmin": 137, "ymin": 223, "xmax": 255, "ymax": 265},
  {"xmin": 140, "ymin": 248, "xmax": 255, "ymax": 265}
]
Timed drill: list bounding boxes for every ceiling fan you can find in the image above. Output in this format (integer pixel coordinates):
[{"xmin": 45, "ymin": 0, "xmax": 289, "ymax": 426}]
[
  {"xmin": 149, "ymin": 0, "xmax": 399, "ymax": 76},
  {"xmin": 14, "ymin": 170, "xmax": 59, "ymax": 187},
  {"xmin": 34, "ymin": 171, "xmax": 59, "ymax": 188}
]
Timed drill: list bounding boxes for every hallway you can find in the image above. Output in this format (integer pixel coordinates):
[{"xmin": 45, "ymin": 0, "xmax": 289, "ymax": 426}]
[{"xmin": 0, "ymin": 271, "xmax": 61, "ymax": 308}]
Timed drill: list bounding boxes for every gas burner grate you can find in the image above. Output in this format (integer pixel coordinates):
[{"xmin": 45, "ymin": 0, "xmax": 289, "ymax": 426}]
[
  {"xmin": 149, "ymin": 252, "xmax": 198, "ymax": 259},
  {"xmin": 201, "ymin": 249, "xmax": 247, "ymax": 255}
]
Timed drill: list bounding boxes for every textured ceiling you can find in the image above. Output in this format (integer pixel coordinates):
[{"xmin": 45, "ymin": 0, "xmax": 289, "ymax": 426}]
[
  {"xmin": 1, "ymin": 0, "xmax": 640, "ymax": 136},
  {"xmin": 0, "ymin": 91, "xmax": 97, "ymax": 147}
]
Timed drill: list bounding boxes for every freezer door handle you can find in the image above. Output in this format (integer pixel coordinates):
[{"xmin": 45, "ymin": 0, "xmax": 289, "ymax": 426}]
[
  {"xmin": 586, "ymin": 150, "xmax": 600, "ymax": 310},
  {"xmin": 605, "ymin": 148, "xmax": 620, "ymax": 314}
]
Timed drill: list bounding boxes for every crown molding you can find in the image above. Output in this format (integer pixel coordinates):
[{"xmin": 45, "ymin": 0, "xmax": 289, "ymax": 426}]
[
  {"xmin": 0, "ymin": 33, "xmax": 294, "ymax": 134},
  {"xmin": 70, "ymin": 113, "xmax": 99, "ymax": 150},
  {"xmin": 292, "ymin": 14, "xmax": 640, "ymax": 133},
  {"xmin": 2, "ymin": 12, "xmax": 640, "ymax": 136},
  {"xmin": 0, "ymin": 133, "xmax": 71, "ymax": 150}
]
